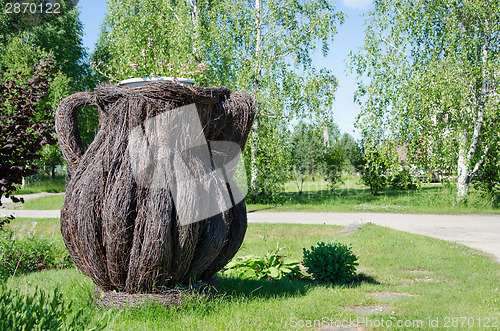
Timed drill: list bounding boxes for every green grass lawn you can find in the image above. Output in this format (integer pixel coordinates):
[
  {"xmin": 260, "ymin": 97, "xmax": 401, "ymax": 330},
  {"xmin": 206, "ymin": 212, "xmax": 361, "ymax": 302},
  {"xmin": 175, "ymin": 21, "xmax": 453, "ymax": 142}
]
[
  {"xmin": 16, "ymin": 174, "xmax": 500, "ymax": 214},
  {"xmin": 7, "ymin": 217, "xmax": 61, "ymax": 236},
  {"xmin": 21, "ymin": 195, "xmax": 65, "ymax": 210},
  {"xmin": 5, "ymin": 219, "xmax": 500, "ymax": 330},
  {"xmin": 251, "ymin": 175, "xmax": 500, "ymax": 214},
  {"xmin": 250, "ymin": 185, "xmax": 500, "ymax": 214},
  {"xmin": 13, "ymin": 174, "xmax": 66, "ymax": 194}
]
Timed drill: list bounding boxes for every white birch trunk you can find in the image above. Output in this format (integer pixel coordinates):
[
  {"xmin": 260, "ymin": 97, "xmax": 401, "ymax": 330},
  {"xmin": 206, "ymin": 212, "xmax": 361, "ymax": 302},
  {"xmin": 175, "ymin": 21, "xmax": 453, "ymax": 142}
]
[
  {"xmin": 456, "ymin": 131, "xmax": 469, "ymax": 201},
  {"xmin": 250, "ymin": 0, "xmax": 262, "ymax": 193},
  {"xmin": 456, "ymin": 29, "xmax": 489, "ymax": 203},
  {"xmin": 250, "ymin": 117, "xmax": 259, "ymax": 192},
  {"xmin": 190, "ymin": 0, "xmax": 201, "ymax": 61}
]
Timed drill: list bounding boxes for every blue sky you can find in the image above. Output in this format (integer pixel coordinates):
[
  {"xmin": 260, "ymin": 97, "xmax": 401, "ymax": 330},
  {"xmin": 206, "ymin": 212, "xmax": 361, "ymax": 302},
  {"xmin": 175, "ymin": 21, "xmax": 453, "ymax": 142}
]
[{"xmin": 78, "ymin": 0, "xmax": 373, "ymax": 139}]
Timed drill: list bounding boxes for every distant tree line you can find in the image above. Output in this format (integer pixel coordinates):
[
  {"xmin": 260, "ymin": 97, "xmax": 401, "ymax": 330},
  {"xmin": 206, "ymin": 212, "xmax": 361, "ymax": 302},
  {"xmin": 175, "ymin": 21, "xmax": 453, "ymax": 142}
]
[{"xmin": 289, "ymin": 120, "xmax": 364, "ymax": 195}]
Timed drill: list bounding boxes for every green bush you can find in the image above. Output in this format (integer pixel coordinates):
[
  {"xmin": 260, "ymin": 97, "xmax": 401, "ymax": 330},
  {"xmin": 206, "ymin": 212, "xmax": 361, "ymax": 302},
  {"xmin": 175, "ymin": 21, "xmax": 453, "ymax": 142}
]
[
  {"xmin": 361, "ymin": 151, "xmax": 387, "ymax": 195},
  {"xmin": 302, "ymin": 240, "xmax": 358, "ymax": 283},
  {"xmin": 0, "ymin": 230, "xmax": 73, "ymax": 278},
  {"xmin": 390, "ymin": 168, "xmax": 419, "ymax": 190},
  {"xmin": 0, "ymin": 284, "xmax": 104, "ymax": 331},
  {"xmin": 223, "ymin": 247, "xmax": 311, "ymax": 281}
]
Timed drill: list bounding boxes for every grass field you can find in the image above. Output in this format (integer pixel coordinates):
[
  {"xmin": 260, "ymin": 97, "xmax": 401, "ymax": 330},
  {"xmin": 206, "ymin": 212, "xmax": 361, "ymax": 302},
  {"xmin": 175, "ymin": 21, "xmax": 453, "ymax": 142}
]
[
  {"xmin": 7, "ymin": 217, "xmax": 61, "ymax": 236},
  {"xmin": 13, "ymin": 174, "xmax": 66, "ymax": 195},
  {"xmin": 18, "ymin": 174, "xmax": 500, "ymax": 214},
  {"xmin": 249, "ymin": 174, "xmax": 500, "ymax": 214},
  {"xmin": 4, "ymin": 219, "xmax": 500, "ymax": 330},
  {"xmin": 21, "ymin": 195, "xmax": 66, "ymax": 210},
  {"xmin": 250, "ymin": 184, "xmax": 500, "ymax": 214}
]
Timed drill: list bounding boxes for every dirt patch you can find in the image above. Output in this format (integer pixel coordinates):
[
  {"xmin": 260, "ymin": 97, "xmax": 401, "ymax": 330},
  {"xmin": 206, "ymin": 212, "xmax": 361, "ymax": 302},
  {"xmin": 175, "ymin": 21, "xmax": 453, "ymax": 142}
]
[
  {"xmin": 349, "ymin": 305, "xmax": 390, "ymax": 315},
  {"xmin": 405, "ymin": 269, "xmax": 432, "ymax": 275},
  {"xmin": 368, "ymin": 292, "xmax": 415, "ymax": 300},
  {"xmin": 412, "ymin": 277, "xmax": 436, "ymax": 283},
  {"xmin": 340, "ymin": 221, "xmax": 366, "ymax": 235}
]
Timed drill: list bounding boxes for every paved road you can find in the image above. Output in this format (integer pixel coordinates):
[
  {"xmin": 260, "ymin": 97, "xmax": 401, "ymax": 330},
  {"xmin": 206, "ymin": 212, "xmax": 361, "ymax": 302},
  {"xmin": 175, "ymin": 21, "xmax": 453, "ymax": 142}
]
[
  {"xmin": 2, "ymin": 205, "xmax": 499, "ymax": 262},
  {"xmin": 0, "ymin": 209, "xmax": 61, "ymax": 218},
  {"xmin": 0, "ymin": 192, "xmax": 64, "ymax": 219}
]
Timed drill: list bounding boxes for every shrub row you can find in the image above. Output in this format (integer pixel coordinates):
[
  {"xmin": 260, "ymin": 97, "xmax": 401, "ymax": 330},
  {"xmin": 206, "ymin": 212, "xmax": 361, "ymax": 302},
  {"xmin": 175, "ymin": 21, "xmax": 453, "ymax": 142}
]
[{"xmin": 0, "ymin": 230, "xmax": 73, "ymax": 278}]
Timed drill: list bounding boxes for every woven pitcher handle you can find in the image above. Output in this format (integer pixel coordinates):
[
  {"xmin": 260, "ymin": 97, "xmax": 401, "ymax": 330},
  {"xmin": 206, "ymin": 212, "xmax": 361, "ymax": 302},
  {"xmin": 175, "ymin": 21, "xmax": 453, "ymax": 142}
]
[{"xmin": 55, "ymin": 92, "xmax": 94, "ymax": 175}]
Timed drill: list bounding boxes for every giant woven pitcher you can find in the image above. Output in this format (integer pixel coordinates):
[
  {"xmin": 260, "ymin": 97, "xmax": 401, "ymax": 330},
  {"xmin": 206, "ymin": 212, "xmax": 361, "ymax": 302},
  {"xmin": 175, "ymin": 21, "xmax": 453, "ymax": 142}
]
[{"xmin": 55, "ymin": 82, "xmax": 254, "ymax": 293}]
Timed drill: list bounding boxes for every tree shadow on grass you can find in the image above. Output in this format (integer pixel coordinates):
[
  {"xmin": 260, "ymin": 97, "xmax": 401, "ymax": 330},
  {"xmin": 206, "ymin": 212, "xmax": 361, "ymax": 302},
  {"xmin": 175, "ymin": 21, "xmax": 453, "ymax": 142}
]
[
  {"xmin": 217, "ymin": 276, "xmax": 312, "ymax": 299},
  {"xmin": 351, "ymin": 273, "xmax": 380, "ymax": 286},
  {"xmin": 216, "ymin": 272, "xmax": 380, "ymax": 299}
]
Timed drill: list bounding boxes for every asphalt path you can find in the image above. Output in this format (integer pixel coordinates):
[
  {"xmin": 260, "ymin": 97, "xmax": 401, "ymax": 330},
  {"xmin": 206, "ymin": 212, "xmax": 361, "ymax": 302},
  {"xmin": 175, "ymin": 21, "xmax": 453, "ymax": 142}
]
[{"xmin": 1, "ymin": 202, "xmax": 499, "ymax": 262}]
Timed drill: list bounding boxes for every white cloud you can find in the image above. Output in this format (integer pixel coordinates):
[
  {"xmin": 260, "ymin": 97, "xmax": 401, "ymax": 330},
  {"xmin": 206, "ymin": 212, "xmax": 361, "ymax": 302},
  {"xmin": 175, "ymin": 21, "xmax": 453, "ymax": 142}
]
[{"xmin": 342, "ymin": 0, "xmax": 372, "ymax": 10}]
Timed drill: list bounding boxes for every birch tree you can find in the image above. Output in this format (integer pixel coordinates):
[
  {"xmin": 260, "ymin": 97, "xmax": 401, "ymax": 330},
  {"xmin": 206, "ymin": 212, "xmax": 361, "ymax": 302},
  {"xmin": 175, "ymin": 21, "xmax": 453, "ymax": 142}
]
[
  {"xmin": 224, "ymin": 0, "xmax": 344, "ymax": 196},
  {"xmin": 351, "ymin": 0, "xmax": 500, "ymax": 202},
  {"xmin": 189, "ymin": 0, "xmax": 344, "ymax": 195}
]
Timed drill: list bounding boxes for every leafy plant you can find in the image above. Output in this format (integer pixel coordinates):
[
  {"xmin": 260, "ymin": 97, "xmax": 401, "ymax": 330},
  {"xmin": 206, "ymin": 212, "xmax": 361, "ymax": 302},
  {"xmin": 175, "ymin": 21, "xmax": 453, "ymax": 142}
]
[
  {"xmin": 0, "ymin": 284, "xmax": 105, "ymax": 331},
  {"xmin": 223, "ymin": 247, "xmax": 311, "ymax": 281},
  {"xmin": 0, "ymin": 230, "xmax": 73, "ymax": 278},
  {"xmin": 302, "ymin": 240, "xmax": 358, "ymax": 284}
]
